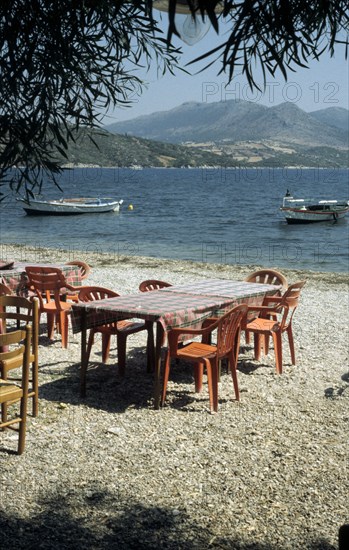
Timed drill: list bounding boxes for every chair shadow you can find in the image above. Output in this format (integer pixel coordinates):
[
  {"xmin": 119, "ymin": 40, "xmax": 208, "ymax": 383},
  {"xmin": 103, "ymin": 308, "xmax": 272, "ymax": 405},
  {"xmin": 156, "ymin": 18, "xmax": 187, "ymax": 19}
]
[{"xmin": 38, "ymin": 345, "xmax": 160, "ymax": 414}]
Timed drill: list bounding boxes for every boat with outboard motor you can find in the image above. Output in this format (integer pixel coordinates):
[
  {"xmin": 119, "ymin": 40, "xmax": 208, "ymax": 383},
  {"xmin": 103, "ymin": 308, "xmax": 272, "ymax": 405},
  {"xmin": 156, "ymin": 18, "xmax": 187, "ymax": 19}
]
[{"xmin": 280, "ymin": 191, "xmax": 349, "ymax": 224}]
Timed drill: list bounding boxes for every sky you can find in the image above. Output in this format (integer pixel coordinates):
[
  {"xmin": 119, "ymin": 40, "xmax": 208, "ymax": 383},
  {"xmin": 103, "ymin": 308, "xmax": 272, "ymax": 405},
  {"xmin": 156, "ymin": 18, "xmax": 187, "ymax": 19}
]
[{"xmin": 104, "ymin": 11, "xmax": 349, "ymax": 125}]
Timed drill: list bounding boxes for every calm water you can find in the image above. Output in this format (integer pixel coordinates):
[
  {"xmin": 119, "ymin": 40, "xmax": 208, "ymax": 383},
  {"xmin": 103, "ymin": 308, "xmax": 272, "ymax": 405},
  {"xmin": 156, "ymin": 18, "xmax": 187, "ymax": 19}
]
[{"xmin": 1, "ymin": 167, "xmax": 348, "ymax": 273}]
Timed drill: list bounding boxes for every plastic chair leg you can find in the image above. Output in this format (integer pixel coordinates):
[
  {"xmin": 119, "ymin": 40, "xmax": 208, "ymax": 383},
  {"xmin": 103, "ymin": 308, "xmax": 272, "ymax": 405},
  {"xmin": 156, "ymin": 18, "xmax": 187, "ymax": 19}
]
[
  {"xmin": 287, "ymin": 325, "xmax": 296, "ymax": 364},
  {"xmin": 229, "ymin": 355, "xmax": 240, "ymax": 402},
  {"xmin": 59, "ymin": 311, "xmax": 68, "ymax": 348},
  {"xmin": 47, "ymin": 313, "xmax": 55, "ymax": 340},
  {"xmin": 205, "ymin": 359, "xmax": 214, "ymax": 412},
  {"xmin": 193, "ymin": 363, "xmax": 203, "ymax": 393},
  {"xmin": 253, "ymin": 333, "xmax": 262, "ymax": 361},
  {"xmin": 161, "ymin": 352, "xmax": 171, "ymax": 406},
  {"xmin": 101, "ymin": 333, "xmax": 111, "ymax": 363},
  {"xmin": 210, "ymin": 358, "xmax": 219, "ymax": 413},
  {"xmin": 273, "ymin": 330, "xmax": 283, "ymax": 374}
]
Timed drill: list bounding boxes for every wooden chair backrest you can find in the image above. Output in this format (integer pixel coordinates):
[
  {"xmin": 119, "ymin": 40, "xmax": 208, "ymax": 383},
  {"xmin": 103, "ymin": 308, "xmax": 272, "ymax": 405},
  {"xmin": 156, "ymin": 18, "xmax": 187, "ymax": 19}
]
[
  {"xmin": 0, "ymin": 295, "xmax": 39, "ymax": 358},
  {"xmin": 0, "ymin": 325, "xmax": 31, "ymax": 377}
]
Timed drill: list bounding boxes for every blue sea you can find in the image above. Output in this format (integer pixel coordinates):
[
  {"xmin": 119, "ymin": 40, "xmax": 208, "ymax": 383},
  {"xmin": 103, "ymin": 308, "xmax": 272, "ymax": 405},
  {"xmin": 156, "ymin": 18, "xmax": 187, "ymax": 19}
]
[{"xmin": 1, "ymin": 167, "xmax": 348, "ymax": 273}]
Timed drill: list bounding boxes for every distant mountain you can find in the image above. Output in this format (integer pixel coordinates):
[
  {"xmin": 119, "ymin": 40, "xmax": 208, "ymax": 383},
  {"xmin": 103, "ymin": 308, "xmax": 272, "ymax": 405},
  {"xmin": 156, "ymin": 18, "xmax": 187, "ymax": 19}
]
[
  {"xmin": 309, "ymin": 107, "xmax": 349, "ymax": 133},
  {"xmin": 105, "ymin": 100, "xmax": 348, "ymax": 149}
]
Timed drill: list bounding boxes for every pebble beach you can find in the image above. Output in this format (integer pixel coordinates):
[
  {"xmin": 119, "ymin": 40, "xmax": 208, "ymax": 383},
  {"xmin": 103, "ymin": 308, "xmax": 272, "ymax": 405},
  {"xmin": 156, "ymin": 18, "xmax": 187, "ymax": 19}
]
[{"xmin": 0, "ymin": 244, "xmax": 348, "ymax": 549}]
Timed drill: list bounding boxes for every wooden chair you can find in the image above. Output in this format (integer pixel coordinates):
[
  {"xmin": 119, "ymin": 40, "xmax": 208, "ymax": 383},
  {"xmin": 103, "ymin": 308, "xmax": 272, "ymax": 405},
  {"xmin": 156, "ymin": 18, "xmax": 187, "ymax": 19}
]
[
  {"xmin": 162, "ymin": 304, "xmax": 248, "ymax": 412},
  {"xmin": 0, "ymin": 296, "xmax": 39, "ymax": 416},
  {"xmin": 0, "ymin": 324, "xmax": 32, "ymax": 454},
  {"xmin": 78, "ymin": 286, "xmax": 152, "ymax": 384},
  {"xmin": 139, "ymin": 279, "xmax": 172, "ymax": 292},
  {"xmin": 245, "ymin": 280, "xmax": 306, "ymax": 374},
  {"xmin": 25, "ymin": 266, "xmax": 75, "ymax": 348}
]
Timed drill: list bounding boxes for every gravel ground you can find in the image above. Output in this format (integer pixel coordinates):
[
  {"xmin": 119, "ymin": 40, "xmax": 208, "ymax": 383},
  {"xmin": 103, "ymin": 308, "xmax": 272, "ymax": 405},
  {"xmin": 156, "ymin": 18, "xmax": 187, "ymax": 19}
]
[{"xmin": 0, "ymin": 245, "xmax": 348, "ymax": 550}]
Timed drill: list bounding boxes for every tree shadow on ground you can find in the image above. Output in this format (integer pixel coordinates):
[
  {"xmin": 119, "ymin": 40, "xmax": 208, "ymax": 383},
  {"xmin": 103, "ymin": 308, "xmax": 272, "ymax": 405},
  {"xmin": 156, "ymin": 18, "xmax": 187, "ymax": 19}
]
[{"xmin": 0, "ymin": 489, "xmax": 338, "ymax": 550}]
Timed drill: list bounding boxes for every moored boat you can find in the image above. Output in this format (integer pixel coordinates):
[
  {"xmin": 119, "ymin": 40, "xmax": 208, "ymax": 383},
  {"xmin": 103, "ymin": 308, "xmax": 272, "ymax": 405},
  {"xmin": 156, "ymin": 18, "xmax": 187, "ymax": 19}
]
[
  {"xmin": 18, "ymin": 197, "xmax": 123, "ymax": 215},
  {"xmin": 280, "ymin": 192, "xmax": 349, "ymax": 224}
]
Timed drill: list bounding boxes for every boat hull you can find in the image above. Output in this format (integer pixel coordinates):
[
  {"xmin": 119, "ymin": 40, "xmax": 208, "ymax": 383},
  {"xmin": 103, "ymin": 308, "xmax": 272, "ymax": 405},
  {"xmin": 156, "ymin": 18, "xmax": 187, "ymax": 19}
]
[
  {"xmin": 281, "ymin": 208, "xmax": 349, "ymax": 224},
  {"xmin": 19, "ymin": 198, "xmax": 123, "ymax": 215}
]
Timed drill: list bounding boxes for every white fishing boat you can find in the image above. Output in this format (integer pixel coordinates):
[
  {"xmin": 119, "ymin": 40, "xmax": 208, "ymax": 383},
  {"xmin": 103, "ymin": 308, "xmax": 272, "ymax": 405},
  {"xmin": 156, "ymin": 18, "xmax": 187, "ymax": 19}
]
[
  {"xmin": 280, "ymin": 192, "xmax": 349, "ymax": 224},
  {"xmin": 18, "ymin": 197, "xmax": 123, "ymax": 215}
]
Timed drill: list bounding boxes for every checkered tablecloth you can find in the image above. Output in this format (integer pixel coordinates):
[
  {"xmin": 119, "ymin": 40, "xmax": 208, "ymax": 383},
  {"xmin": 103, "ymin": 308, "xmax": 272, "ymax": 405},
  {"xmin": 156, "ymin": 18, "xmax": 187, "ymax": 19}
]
[
  {"xmin": 163, "ymin": 279, "xmax": 280, "ymax": 300},
  {"xmin": 0, "ymin": 263, "xmax": 82, "ymax": 294},
  {"xmin": 71, "ymin": 280, "xmax": 280, "ymax": 334}
]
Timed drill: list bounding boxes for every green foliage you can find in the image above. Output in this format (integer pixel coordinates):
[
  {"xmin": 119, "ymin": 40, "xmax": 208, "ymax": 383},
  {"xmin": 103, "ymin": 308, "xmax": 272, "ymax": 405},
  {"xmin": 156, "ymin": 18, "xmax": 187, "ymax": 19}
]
[
  {"xmin": 0, "ymin": 0, "xmax": 180, "ymax": 198},
  {"xmin": 0, "ymin": 1, "xmax": 348, "ymax": 197}
]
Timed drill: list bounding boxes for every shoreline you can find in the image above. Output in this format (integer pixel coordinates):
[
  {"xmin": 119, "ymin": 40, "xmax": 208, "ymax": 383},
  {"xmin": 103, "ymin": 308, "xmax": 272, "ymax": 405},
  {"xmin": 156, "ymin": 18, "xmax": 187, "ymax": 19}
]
[{"xmin": 2, "ymin": 242, "xmax": 348, "ymax": 287}]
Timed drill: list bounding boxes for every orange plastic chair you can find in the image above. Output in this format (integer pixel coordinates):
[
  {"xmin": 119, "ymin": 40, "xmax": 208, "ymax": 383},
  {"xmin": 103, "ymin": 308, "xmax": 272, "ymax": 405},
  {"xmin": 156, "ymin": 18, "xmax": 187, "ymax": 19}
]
[
  {"xmin": 78, "ymin": 286, "xmax": 152, "ymax": 382},
  {"xmin": 65, "ymin": 260, "xmax": 91, "ymax": 280},
  {"xmin": 25, "ymin": 266, "xmax": 75, "ymax": 348},
  {"xmin": 0, "ymin": 296, "xmax": 39, "ymax": 417},
  {"xmin": 245, "ymin": 280, "xmax": 306, "ymax": 374},
  {"xmin": 0, "ymin": 324, "xmax": 32, "ymax": 454},
  {"xmin": 0, "ymin": 283, "xmax": 13, "ymax": 296},
  {"xmin": 161, "ymin": 304, "xmax": 248, "ymax": 412},
  {"xmin": 139, "ymin": 280, "xmax": 172, "ymax": 351},
  {"xmin": 243, "ymin": 269, "xmax": 288, "ymax": 344},
  {"xmin": 64, "ymin": 260, "xmax": 91, "ymax": 302},
  {"xmin": 244, "ymin": 269, "xmax": 288, "ymax": 290},
  {"xmin": 139, "ymin": 279, "xmax": 172, "ymax": 292}
]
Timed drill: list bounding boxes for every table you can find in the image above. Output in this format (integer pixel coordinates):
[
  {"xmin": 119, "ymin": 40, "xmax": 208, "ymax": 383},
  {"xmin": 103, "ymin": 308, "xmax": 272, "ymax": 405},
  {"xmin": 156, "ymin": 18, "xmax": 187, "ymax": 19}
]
[
  {"xmin": 0, "ymin": 262, "xmax": 82, "ymax": 295},
  {"xmin": 71, "ymin": 279, "xmax": 280, "ymax": 409}
]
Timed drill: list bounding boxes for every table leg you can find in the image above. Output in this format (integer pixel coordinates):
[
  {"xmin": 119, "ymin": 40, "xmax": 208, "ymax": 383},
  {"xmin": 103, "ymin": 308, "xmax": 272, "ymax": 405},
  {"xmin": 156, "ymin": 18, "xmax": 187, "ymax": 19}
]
[
  {"xmin": 80, "ymin": 309, "xmax": 87, "ymax": 397},
  {"xmin": 154, "ymin": 322, "xmax": 164, "ymax": 410}
]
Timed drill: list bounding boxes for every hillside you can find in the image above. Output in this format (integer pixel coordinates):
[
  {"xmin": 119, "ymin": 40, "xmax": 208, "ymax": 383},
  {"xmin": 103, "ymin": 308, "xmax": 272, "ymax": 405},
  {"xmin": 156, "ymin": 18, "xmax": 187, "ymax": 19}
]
[
  {"xmin": 58, "ymin": 127, "xmax": 237, "ymax": 168},
  {"xmin": 105, "ymin": 100, "xmax": 349, "ymax": 149}
]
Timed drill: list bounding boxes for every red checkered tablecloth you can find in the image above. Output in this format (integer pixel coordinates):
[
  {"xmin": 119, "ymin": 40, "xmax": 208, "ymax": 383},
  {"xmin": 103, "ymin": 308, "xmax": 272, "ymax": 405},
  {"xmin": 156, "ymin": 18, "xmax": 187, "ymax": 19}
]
[
  {"xmin": 0, "ymin": 263, "xmax": 82, "ymax": 294},
  {"xmin": 71, "ymin": 280, "xmax": 280, "ymax": 334}
]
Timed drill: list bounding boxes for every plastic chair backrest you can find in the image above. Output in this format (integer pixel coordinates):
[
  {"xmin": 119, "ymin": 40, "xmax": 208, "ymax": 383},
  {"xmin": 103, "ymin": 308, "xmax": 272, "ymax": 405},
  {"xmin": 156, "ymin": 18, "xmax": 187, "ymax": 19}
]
[
  {"xmin": 78, "ymin": 286, "xmax": 119, "ymax": 302},
  {"xmin": 245, "ymin": 269, "xmax": 288, "ymax": 291},
  {"xmin": 216, "ymin": 304, "xmax": 248, "ymax": 359},
  {"xmin": 139, "ymin": 280, "xmax": 172, "ymax": 292},
  {"xmin": 278, "ymin": 280, "xmax": 306, "ymax": 328},
  {"xmin": 25, "ymin": 266, "xmax": 68, "ymax": 310},
  {"xmin": 65, "ymin": 260, "xmax": 91, "ymax": 280}
]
